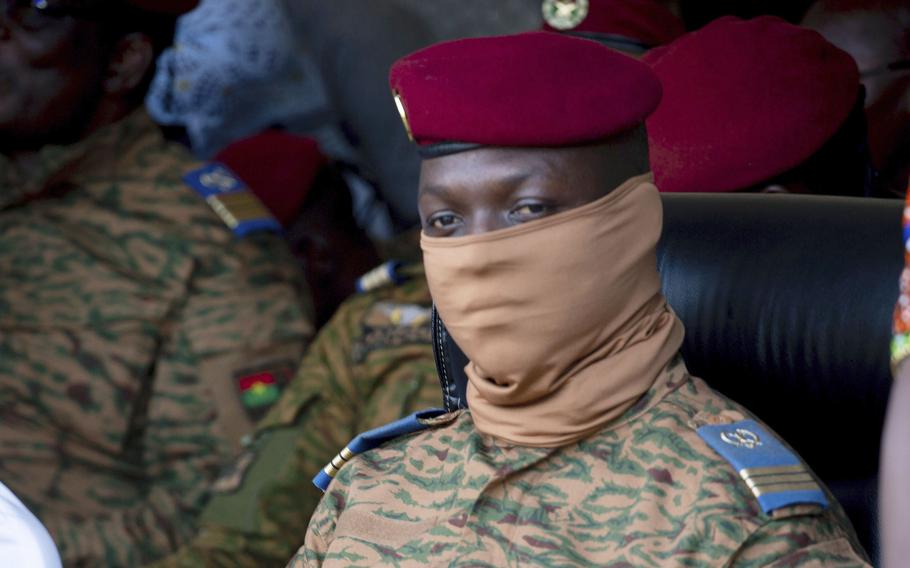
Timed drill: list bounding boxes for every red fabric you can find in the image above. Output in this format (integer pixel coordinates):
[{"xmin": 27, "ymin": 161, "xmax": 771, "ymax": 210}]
[
  {"xmin": 389, "ymin": 31, "xmax": 662, "ymax": 148},
  {"xmin": 127, "ymin": 0, "xmax": 199, "ymax": 14},
  {"xmin": 238, "ymin": 372, "xmax": 277, "ymax": 392},
  {"xmin": 543, "ymin": 0, "xmax": 685, "ymax": 47},
  {"xmin": 215, "ymin": 130, "xmax": 327, "ymax": 226},
  {"xmin": 645, "ymin": 16, "xmax": 860, "ymax": 193}
]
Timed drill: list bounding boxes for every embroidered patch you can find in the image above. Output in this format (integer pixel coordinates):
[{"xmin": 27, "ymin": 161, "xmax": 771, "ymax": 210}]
[
  {"xmin": 351, "ymin": 302, "xmax": 432, "ymax": 363},
  {"xmin": 234, "ymin": 364, "xmax": 293, "ymax": 420},
  {"xmin": 184, "ymin": 163, "xmax": 281, "ymax": 237},
  {"xmin": 698, "ymin": 419, "xmax": 828, "ymax": 514},
  {"xmin": 313, "ymin": 408, "xmax": 452, "ymax": 492}
]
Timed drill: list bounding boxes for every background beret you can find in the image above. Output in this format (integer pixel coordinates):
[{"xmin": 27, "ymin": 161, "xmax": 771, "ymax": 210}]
[
  {"xmin": 389, "ymin": 31, "xmax": 662, "ymax": 149},
  {"xmin": 645, "ymin": 16, "xmax": 860, "ymax": 193},
  {"xmin": 543, "ymin": 0, "xmax": 685, "ymax": 48},
  {"xmin": 214, "ymin": 131, "xmax": 326, "ymax": 227}
]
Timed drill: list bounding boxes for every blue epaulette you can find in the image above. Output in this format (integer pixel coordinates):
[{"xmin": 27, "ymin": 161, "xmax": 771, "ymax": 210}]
[
  {"xmin": 355, "ymin": 260, "xmax": 406, "ymax": 293},
  {"xmin": 698, "ymin": 419, "xmax": 828, "ymax": 514},
  {"xmin": 313, "ymin": 408, "xmax": 447, "ymax": 492},
  {"xmin": 183, "ymin": 163, "xmax": 281, "ymax": 237}
]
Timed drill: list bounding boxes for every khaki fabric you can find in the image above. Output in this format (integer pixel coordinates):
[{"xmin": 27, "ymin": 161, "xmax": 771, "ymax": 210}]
[{"xmin": 0, "ymin": 111, "xmax": 314, "ymax": 566}]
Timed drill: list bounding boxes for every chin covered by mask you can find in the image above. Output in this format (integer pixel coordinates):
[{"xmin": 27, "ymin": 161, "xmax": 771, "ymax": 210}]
[{"xmin": 421, "ymin": 174, "xmax": 685, "ymax": 447}]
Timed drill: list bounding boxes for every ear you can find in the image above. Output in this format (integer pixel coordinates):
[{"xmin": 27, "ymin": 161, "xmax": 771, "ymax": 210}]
[{"xmin": 103, "ymin": 33, "xmax": 155, "ymax": 96}]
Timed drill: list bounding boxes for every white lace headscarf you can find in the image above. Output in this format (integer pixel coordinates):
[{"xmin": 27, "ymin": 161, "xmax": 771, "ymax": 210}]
[{"xmin": 146, "ymin": 0, "xmax": 351, "ymax": 160}]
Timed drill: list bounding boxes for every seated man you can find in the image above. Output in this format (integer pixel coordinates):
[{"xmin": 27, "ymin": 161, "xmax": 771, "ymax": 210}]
[
  {"xmin": 0, "ymin": 0, "xmax": 313, "ymax": 564},
  {"xmin": 646, "ymin": 16, "xmax": 873, "ymax": 197},
  {"xmin": 293, "ymin": 32, "xmax": 870, "ymax": 566}
]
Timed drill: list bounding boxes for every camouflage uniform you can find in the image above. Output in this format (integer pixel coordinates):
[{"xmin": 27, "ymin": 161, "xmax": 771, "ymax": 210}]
[
  {"xmin": 155, "ymin": 262, "xmax": 440, "ymax": 567},
  {"xmin": 294, "ymin": 358, "xmax": 870, "ymax": 567},
  {"xmin": 0, "ymin": 111, "xmax": 314, "ymax": 566}
]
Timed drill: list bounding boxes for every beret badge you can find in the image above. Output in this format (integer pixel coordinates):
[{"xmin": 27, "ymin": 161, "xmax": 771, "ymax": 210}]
[
  {"xmin": 393, "ymin": 90, "xmax": 414, "ymax": 142},
  {"xmin": 542, "ymin": 0, "xmax": 589, "ymax": 31}
]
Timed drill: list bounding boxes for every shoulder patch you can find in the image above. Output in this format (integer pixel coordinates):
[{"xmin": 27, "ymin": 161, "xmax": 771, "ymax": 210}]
[
  {"xmin": 698, "ymin": 419, "xmax": 828, "ymax": 515},
  {"xmin": 184, "ymin": 163, "xmax": 281, "ymax": 237},
  {"xmin": 313, "ymin": 408, "xmax": 452, "ymax": 492},
  {"xmin": 356, "ymin": 260, "xmax": 406, "ymax": 293}
]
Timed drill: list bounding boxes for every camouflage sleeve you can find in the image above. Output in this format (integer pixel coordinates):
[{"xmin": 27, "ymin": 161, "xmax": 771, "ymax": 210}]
[
  {"xmin": 729, "ymin": 511, "xmax": 871, "ymax": 567},
  {"xmin": 52, "ymin": 234, "xmax": 313, "ymax": 566},
  {"xmin": 287, "ymin": 466, "xmax": 350, "ymax": 568},
  {"xmin": 152, "ymin": 281, "xmax": 438, "ymax": 567}
]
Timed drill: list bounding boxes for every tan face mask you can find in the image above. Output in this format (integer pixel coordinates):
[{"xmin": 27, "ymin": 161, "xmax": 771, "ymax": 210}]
[{"xmin": 421, "ymin": 174, "xmax": 685, "ymax": 447}]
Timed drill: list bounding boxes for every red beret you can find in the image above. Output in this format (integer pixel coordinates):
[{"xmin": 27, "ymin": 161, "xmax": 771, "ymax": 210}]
[
  {"xmin": 214, "ymin": 130, "xmax": 327, "ymax": 227},
  {"xmin": 126, "ymin": 0, "xmax": 198, "ymax": 15},
  {"xmin": 542, "ymin": 0, "xmax": 685, "ymax": 48},
  {"xmin": 389, "ymin": 31, "xmax": 662, "ymax": 150},
  {"xmin": 645, "ymin": 16, "xmax": 860, "ymax": 193}
]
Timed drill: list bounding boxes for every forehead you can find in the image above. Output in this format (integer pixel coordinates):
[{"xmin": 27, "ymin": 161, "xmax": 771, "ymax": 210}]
[{"xmin": 418, "ymin": 146, "xmax": 590, "ymax": 192}]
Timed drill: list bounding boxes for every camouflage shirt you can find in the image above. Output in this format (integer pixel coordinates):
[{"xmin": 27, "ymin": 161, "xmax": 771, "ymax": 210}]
[
  {"xmin": 294, "ymin": 358, "xmax": 870, "ymax": 567},
  {"xmin": 0, "ymin": 111, "xmax": 314, "ymax": 566},
  {"xmin": 155, "ymin": 262, "xmax": 440, "ymax": 567}
]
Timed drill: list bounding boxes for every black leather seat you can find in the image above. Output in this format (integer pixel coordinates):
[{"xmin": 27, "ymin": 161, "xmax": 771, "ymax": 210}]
[{"xmin": 431, "ymin": 193, "xmax": 902, "ymax": 564}]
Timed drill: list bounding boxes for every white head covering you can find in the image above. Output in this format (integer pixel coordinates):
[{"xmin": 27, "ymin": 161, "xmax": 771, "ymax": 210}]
[{"xmin": 146, "ymin": 0, "xmax": 352, "ymax": 159}]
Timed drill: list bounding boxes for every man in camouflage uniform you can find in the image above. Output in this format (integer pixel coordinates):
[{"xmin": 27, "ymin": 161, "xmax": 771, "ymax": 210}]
[
  {"xmin": 290, "ymin": 31, "xmax": 870, "ymax": 567},
  {"xmin": 155, "ymin": 260, "xmax": 440, "ymax": 567},
  {"xmin": 0, "ymin": 1, "xmax": 312, "ymax": 564}
]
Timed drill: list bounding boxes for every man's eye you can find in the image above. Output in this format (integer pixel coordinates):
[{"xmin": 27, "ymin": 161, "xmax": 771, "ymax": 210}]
[
  {"xmin": 511, "ymin": 203, "xmax": 551, "ymax": 221},
  {"xmin": 429, "ymin": 213, "xmax": 460, "ymax": 229}
]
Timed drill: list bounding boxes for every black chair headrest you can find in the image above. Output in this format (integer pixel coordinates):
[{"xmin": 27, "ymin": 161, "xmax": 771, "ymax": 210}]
[{"xmin": 431, "ymin": 193, "xmax": 901, "ymax": 561}]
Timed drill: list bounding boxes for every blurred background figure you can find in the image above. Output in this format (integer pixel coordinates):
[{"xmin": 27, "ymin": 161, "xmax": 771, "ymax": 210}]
[
  {"xmin": 0, "ymin": 0, "xmax": 313, "ymax": 564},
  {"xmin": 214, "ymin": 131, "xmax": 380, "ymax": 327},
  {"xmin": 147, "ymin": 0, "xmax": 397, "ymax": 238},
  {"xmin": 802, "ymin": 0, "xmax": 910, "ymax": 198},
  {"xmin": 646, "ymin": 16, "xmax": 871, "ymax": 196}
]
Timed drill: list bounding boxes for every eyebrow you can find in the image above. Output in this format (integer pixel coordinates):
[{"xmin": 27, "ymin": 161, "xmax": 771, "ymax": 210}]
[{"xmin": 420, "ymin": 172, "xmax": 538, "ymax": 199}]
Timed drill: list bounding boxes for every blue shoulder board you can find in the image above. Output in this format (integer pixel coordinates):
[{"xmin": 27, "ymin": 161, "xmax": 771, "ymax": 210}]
[
  {"xmin": 356, "ymin": 260, "xmax": 406, "ymax": 293},
  {"xmin": 313, "ymin": 408, "xmax": 448, "ymax": 492},
  {"xmin": 183, "ymin": 163, "xmax": 282, "ymax": 237},
  {"xmin": 698, "ymin": 419, "xmax": 828, "ymax": 514}
]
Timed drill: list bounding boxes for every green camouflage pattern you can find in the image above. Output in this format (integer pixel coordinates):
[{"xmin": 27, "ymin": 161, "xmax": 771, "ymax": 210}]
[
  {"xmin": 0, "ymin": 111, "xmax": 314, "ymax": 566},
  {"xmin": 154, "ymin": 263, "xmax": 441, "ymax": 567},
  {"xmin": 294, "ymin": 358, "xmax": 870, "ymax": 567}
]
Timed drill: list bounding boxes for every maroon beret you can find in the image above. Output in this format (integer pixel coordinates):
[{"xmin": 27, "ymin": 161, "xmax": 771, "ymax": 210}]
[
  {"xmin": 214, "ymin": 130, "xmax": 326, "ymax": 227},
  {"xmin": 645, "ymin": 16, "xmax": 860, "ymax": 193},
  {"xmin": 542, "ymin": 0, "xmax": 685, "ymax": 48},
  {"xmin": 389, "ymin": 31, "xmax": 662, "ymax": 150}
]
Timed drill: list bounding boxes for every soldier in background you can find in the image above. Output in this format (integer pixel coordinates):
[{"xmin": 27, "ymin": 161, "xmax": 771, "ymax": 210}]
[
  {"xmin": 155, "ymin": 261, "xmax": 438, "ymax": 567},
  {"xmin": 292, "ymin": 31, "xmax": 870, "ymax": 567},
  {"xmin": 0, "ymin": 0, "xmax": 313, "ymax": 564}
]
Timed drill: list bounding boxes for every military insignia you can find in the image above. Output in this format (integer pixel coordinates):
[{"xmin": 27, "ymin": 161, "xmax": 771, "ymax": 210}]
[
  {"xmin": 352, "ymin": 302, "xmax": 433, "ymax": 363},
  {"xmin": 393, "ymin": 90, "xmax": 414, "ymax": 142},
  {"xmin": 313, "ymin": 408, "xmax": 452, "ymax": 492},
  {"xmin": 356, "ymin": 260, "xmax": 406, "ymax": 293},
  {"xmin": 542, "ymin": 0, "xmax": 589, "ymax": 31},
  {"xmin": 698, "ymin": 419, "xmax": 828, "ymax": 514},
  {"xmin": 184, "ymin": 163, "xmax": 281, "ymax": 237},
  {"xmin": 234, "ymin": 365, "xmax": 293, "ymax": 420}
]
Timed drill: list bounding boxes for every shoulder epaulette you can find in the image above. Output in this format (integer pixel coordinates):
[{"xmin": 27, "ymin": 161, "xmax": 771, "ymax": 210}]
[
  {"xmin": 356, "ymin": 260, "xmax": 406, "ymax": 293},
  {"xmin": 183, "ymin": 163, "xmax": 281, "ymax": 237},
  {"xmin": 698, "ymin": 419, "xmax": 828, "ymax": 515},
  {"xmin": 313, "ymin": 408, "xmax": 448, "ymax": 492}
]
